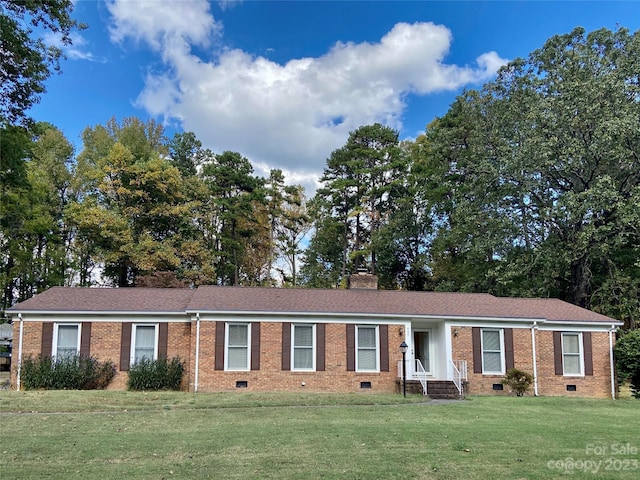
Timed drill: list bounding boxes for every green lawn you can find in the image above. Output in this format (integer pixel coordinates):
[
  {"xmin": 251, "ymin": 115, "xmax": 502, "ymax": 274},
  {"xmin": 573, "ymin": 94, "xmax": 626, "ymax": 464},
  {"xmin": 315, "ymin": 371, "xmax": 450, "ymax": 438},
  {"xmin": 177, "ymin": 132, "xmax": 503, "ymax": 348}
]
[{"xmin": 1, "ymin": 391, "xmax": 638, "ymax": 479}]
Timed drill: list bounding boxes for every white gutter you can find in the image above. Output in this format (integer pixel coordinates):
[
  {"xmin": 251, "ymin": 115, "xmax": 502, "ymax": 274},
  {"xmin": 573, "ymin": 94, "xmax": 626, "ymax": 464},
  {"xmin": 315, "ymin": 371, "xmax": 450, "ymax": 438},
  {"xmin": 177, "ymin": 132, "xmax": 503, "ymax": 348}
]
[
  {"xmin": 531, "ymin": 321, "xmax": 539, "ymax": 396},
  {"xmin": 609, "ymin": 325, "xmax": 616, "ymax": 399},
  {"xmin": 194, "ymin": 313, "xmax": 201, "ymax": 393},
  {"xmin": 444, "ymin": 321, "xmax": 453, "ymax": 381},
  {"xmin": 16, "ymin": 313, "xmax": 24, "ymax": 390},
  {"xmin": 187, "ymin": 310, "xmax": 550, "ymax": 324}
]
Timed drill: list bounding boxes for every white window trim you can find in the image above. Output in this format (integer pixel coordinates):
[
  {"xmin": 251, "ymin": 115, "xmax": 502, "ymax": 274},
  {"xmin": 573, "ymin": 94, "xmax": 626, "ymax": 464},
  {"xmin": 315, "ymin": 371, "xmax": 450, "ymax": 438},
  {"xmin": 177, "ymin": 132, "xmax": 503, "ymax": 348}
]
[
  {"xmin": 356, "ymin": 325, "xmax": 380, "ymax": 372},
  {"xmin": 291, "ymin": 324, "xmax": 316, "ymax": 372},
  {"xmin": 562, "ymin": 332, "xmax": 584, "ymax": 377},
  {"xmin": 52, "ymin": 323, "xmax": 81, "ymax": 359},
  {"xmin": 130, "ymin": 323, "xmax": 159, "ymax": 366},
  {"xmin": 481, "ymin": 328, "xmax": 505, "ymax": 375},
  {"xmin": 225, "ymin": 322, "xmax": 251, "ymax": 371}
]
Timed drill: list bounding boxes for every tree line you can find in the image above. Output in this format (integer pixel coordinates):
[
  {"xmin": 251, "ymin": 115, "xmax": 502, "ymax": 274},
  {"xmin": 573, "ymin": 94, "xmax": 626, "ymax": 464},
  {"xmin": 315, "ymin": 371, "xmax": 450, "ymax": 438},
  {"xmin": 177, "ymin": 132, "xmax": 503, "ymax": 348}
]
[
  {"xmin": 304, "ymin": 27, "xmax": 640, "ymax": 328},
  {"xmin": 1, "ymin": 118, "xmax": 311, "ymax": 302},
  {"xmin": 1, "ymin": 2, "xmax": 638, "ymax": 328}
]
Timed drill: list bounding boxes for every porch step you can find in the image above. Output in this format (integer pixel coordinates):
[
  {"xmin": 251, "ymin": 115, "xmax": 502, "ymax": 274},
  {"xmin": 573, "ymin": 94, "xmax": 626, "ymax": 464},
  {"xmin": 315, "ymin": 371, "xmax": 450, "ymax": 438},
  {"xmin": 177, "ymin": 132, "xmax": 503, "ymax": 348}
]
[
  {"xmin": 395, "ymin": 380, "xmax": 465, "ymax": 399},
  {"xmin": 426, "ymin": 380, "xmax": 464, "ymax": 400}
]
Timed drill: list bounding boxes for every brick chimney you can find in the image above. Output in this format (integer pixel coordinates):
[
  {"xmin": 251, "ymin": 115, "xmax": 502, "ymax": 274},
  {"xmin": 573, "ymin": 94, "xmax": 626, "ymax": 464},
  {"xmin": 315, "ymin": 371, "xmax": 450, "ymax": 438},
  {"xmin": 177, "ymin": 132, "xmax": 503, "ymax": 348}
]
[{"xmin": 348, "ymin": 273, "xmax": 378, "ymax": 290}]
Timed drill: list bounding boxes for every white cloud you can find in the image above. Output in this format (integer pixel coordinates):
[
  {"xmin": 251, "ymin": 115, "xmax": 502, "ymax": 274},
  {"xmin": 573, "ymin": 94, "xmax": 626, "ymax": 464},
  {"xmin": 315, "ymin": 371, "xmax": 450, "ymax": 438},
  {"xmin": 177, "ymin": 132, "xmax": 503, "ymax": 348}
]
[
  {"xmin": 107, "ymin": 2, "xmax": 507, "ymax": 192},
  {"xmin": 218, "ymin": 0, "xmax": 243, "ymax": 11},
  {"xmin": 106, "ymin": 0, "xmax": 220, "ymax": 51},
  {"xmin": 44, "ymin": 31, "xmax": 102, "ymax": 62}
]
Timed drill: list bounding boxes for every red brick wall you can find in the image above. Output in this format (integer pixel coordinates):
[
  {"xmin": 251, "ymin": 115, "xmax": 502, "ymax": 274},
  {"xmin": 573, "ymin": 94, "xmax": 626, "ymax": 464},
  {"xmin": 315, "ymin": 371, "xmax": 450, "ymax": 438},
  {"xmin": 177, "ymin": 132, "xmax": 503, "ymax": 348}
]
[
  {"xmin": 11, "ymin": 321, "xmax": 47, "ymax": 388},
  {"xmin": 12, "ymin": 320, "xmax": 192, "ymax": 391},
  {"xmin": 535, "ymin": 330, "xmax": 612, "ymax": 398},
  {"xmin": 191, "ymin": 321, "xmax": 403, "ymax": 393},
  {"xmin": 450, "ymin": 326, "xmax": 613, "ymax": 398}
]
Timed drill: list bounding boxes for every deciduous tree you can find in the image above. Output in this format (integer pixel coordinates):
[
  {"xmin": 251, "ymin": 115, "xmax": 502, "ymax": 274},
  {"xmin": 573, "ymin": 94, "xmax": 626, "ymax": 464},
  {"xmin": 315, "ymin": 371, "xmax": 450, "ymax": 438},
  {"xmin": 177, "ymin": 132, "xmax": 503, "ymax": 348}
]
[
  {"xmin": 1, "ymin": 0, "xmax": 84, "ymax": 125},
  {"xmin": 426, "ymin": 27, "xmax": 640, "ymax": 320}
]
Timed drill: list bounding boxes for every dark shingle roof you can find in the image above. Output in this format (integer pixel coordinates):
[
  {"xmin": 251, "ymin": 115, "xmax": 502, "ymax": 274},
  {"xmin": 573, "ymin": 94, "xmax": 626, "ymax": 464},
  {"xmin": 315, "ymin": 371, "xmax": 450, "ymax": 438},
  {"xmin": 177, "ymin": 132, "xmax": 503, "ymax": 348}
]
[
  {"xmin": 8, "ymin": 285, "xmax": 620, "ymax": 324},
  {"xmin": 188, "ymin": 286, "xmax": 617, "ymax": 323},
  {"xmin": 7, "ymin": 286, "xmax": 195, "ymax": 313}
]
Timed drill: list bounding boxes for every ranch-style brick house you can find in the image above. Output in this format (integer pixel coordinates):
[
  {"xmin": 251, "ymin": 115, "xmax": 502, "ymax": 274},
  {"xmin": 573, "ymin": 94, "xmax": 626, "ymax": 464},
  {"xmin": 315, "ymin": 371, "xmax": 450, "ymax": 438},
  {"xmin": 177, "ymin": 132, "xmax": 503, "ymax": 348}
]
[{"xmin": 7, "ymin": 274, "xmax": 623, "ymax": 398}]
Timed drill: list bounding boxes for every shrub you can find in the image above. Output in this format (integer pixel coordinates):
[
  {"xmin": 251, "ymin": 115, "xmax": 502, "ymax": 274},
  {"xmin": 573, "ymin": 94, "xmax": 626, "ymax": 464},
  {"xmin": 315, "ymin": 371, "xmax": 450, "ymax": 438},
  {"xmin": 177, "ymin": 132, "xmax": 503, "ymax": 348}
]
[
  {"xmin": 20, "ymin": 355, "xmax": 116, "ymax": 390},
  {"xmin": 614, "ymin": 329, "xmax": 640, "ymax": 399},
  {"xmin": 127, "ymin": 356, "xmax": 184, "ymax": 391},
  {"xmin": 501, "ymin": 368, "xmax": 534, "ymax": 396}
]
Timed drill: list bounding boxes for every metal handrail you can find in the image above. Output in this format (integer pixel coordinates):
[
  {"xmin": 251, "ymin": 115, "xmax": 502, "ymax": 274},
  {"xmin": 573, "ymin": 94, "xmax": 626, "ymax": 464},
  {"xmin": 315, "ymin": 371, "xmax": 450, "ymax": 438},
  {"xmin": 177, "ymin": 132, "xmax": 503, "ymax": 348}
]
[
  {"xmin": 454, "ymin": 359, "xmax": 468, "ymax": 381},
  {"xmin": 414, "ymin": 359, "xmax": 428, "ymax": 396},
  {"xmin": 396, "ymin": 359, "xmax": 429, "ymax": 396},
  {"xmin": 450, "ymin": 360, "xmax": 467, "ymax": 396}
]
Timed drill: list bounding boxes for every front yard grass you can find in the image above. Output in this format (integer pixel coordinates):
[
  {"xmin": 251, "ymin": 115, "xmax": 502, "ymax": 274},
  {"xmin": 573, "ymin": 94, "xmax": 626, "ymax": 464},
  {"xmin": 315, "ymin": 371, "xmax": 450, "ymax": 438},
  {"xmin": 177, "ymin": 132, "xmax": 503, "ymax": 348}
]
[{"xmin": 0, "ymin": 391, "xmax": 638, "ymax": 479}]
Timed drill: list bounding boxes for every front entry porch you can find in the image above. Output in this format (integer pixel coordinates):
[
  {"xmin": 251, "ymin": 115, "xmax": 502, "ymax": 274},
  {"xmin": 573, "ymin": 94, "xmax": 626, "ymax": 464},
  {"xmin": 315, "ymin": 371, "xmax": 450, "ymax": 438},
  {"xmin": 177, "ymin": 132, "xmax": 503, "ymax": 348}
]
[{"xmin": 397, "ymin": 359, "xmax": 468, "ymax": 398}]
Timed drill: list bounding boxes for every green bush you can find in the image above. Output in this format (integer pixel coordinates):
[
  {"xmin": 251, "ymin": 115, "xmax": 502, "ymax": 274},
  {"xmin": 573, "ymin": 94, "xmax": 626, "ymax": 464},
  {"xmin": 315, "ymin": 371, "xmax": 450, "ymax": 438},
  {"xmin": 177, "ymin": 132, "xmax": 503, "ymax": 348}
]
[
  {"xmin": 127, "ymin": 356, "xmax": 184, "ymax": 391},
  {"xmin": 501, "ymin": 368, "xmax": 534, "ymax": 396},
  {"xmin": 20, "ymin": 355, "xmax": 116, "ymax": 390},
  {"xmin": 614, "ymin": 329, "xmax": 640, "ymax": 399}
]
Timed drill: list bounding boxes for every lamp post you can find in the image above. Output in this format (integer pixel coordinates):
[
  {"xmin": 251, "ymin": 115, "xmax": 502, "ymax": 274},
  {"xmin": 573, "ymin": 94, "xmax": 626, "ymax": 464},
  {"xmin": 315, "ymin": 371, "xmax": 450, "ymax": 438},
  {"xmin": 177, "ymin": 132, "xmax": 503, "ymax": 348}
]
[{"xmin": 400, "ymin": 341, "xmax": 408, "ymax": 398}]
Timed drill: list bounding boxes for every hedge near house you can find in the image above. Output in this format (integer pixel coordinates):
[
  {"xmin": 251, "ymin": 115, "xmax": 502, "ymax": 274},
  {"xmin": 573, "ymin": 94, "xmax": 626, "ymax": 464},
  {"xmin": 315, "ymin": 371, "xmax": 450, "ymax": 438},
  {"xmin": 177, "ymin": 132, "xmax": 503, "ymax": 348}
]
[
  {"xmin": 614, "ymin": 329, "xmax": 640, "ymax": 399},
  {"xmin": 20, "ymin": 355, "xmax": 116, "ymax": 390},
  {"xmin": 127, "ymin": 356, "xmax": 184, "ymax": 391}
]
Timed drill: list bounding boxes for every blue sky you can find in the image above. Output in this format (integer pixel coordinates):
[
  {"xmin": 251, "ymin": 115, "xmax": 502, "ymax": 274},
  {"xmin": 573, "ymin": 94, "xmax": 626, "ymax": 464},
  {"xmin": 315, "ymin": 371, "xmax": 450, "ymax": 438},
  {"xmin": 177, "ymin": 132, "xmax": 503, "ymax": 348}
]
[{"xmin": 31, "ymin": 0, "xmax": 640, "ymax": 192}]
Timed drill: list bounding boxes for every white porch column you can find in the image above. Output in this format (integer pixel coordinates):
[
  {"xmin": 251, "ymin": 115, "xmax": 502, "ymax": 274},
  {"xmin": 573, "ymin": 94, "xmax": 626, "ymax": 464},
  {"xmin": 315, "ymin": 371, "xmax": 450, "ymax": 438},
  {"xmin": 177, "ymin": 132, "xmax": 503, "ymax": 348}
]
[{"xmin": 444, "ymin": 321, "xmax": 453, "ymax": 380}]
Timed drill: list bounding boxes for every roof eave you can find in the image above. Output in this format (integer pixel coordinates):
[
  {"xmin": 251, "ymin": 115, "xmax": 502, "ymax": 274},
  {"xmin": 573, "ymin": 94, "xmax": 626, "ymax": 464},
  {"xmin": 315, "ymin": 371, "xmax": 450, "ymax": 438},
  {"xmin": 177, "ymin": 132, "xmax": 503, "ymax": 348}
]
[
  {"xmin": 9, "ymin": 310, "xmax": 186, "ymax": 316},
  {"xmin": 188, "ymin": 309, "xmax": 550, "ymax": 323}
]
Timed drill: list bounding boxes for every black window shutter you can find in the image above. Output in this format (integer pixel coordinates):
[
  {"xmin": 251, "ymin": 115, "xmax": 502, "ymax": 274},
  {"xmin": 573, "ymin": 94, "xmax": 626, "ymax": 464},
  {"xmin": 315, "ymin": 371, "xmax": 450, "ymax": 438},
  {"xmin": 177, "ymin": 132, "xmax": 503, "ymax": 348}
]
[
  {"xmin": 472, "ymin": 327, "xmax": 482, "ymax": 374},
  {"xmin": 41, "ymin": 323, "xmax": 53, "ymax": 357},
  {"xmin": 553, "ymin": 331, "xmax": 563, "ymax": 376},
  {"xmin": 80, "ymin": 322, "xmax": 92, "ymax": 358},
  {"xmin": 346, "ymin": 324, "xmax": 355, "ymax": 371},
  {"xmin": 583, "ymin": 332, "xmax": 593, "ymax": 376},
  {"xmin": 251, "ymin": 322, "xmax": 260, "ymax": 370},
  {"xmin": 316, "ymin": 323, "xmax": 326, "ymax": 372},
  {"xmin": 214, "ymin": 321, "xmax": 225, "ymax": 371},
  {"xmin": 504, "ymin": 328, "xmax": 514, "ymax": 371},
  {"xmin": 379, "ymin": 325, "xmax": 389, "ymax": 372},
  {"xmin": 158, "ymin": 323, "xmax": 168, "ymax": 359},
  {"xmin": 120, "ymin": 323, "xmax": 132, "ymax": 371},
  {"xmin": 281, "ymin": 322, "xmax": 291, "ymax": 370}
]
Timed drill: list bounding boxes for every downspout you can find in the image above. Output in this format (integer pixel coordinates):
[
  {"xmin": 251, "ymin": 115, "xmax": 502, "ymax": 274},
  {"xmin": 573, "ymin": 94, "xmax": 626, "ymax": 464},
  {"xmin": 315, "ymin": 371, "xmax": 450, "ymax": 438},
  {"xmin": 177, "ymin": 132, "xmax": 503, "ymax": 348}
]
[
  {"xmin": 531, "ymin": 322, "xmax": 539, "ymax": 396},
  {"xmin": 16, "ymin": 313, "xmax": 24, "ymax": 390},
  {"xmin": 609, "ymin": 325, "xmax": 616, "ymax": 400},
  {"xmin": 194, "ymin": 313, "xmax": 201, "ymax": 393}
]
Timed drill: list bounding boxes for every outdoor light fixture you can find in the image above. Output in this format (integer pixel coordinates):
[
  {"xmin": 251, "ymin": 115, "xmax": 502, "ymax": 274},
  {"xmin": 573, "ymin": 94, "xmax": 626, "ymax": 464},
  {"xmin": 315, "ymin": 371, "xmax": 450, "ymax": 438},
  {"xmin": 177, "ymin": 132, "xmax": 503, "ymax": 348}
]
[{"xmin": 400, "ymin": 341, "xmax": 408, "ymax": 398}]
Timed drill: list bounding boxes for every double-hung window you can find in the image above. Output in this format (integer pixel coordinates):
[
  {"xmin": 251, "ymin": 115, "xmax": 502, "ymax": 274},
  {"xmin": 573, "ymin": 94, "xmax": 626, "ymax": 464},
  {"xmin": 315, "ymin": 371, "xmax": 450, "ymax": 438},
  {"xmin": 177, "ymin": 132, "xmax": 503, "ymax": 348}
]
[
  {"xmin": 54, "ymin": 324, "xmax": 80, "ymax": 359},
  {"xmin": 292, "ymin": 324, "xmax": 315, "ymax": 371},
  {"xmin": 356, "ymin": 325, "xmax": 379, "ymax": 372},
  {"xmin": 226, "ymin": 323, "xmax": 250, "ymax": 371},
  {"xmin": 562, "ymin": 333, "xmax": 583, "ymax": 376},
  {"xmin": 131, "ymin": 324, "xmax": 158, "ymax": 365},
  {"xmin": 481, "ymin": 329, "xmax": 504, "ymax": 374}
]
